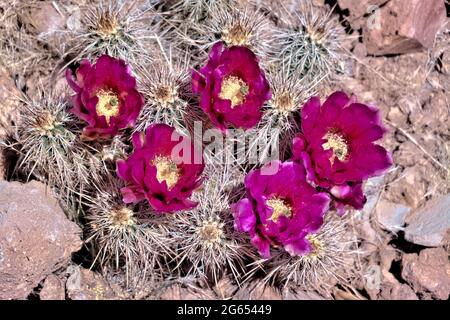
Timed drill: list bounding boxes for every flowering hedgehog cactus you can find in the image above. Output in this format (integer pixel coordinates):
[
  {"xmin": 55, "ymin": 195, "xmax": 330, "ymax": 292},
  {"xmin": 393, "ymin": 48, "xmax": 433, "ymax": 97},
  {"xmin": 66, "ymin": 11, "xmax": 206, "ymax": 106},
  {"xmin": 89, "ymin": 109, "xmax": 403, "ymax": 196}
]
[{"xmin": 1, "ymin": 0, "xmax": 399, "ymax": 298}]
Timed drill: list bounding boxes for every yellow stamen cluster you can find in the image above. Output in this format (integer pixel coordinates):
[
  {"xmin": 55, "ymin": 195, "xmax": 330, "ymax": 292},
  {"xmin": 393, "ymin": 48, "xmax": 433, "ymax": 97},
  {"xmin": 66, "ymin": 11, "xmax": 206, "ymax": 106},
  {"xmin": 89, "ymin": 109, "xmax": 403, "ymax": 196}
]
[
  {"xmin": 151, "ymin": 155, "xmax": 180, "ymax": 189},
  {"xmin": 267, "ymin": 197, "xmax": 292, "ymax": 222},
  {"xmin": 218, "ymin": 76, "xmax": 249, "ymax": 108},
  {"xmin": 305, "ymin": 234, "xmax": 325, "ymax": 260},
  {"xmin": 322, "ymin": 131, "xmax": 348, "ymax": 164},
  {"xmin": 222, "ymin": 24, "xmax": 250, "ymax": 46},
  {"xmin": 96, "ymin": 89, "xmax": 120, "ymax": 125}
]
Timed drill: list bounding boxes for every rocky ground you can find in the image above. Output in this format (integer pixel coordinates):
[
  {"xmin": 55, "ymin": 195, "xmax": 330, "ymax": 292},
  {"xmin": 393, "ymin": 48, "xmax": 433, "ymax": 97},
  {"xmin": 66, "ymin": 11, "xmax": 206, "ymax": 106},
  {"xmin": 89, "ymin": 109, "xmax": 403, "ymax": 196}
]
[
  {"xmin": 334, "ymin": 0, "xmax": 450, "ymax": 300},
  {"xmin": 0, "ymin": 0, "xmax": 449, "ymax": 300}
]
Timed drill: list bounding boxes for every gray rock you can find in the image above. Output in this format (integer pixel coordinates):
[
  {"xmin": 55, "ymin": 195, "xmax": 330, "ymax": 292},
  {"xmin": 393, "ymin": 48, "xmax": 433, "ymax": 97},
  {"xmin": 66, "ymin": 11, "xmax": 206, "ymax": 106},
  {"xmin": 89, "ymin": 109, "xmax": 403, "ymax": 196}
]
[
  {"xmin": 375, "ymin": 200, "xmax": 410, "ymax": 232},
  {"xmin": 0, "ymin": 180, "xmax": 82, "ymax": 300},
  {"xmin": 405, "ymin": 194, "xmax": 450, "ymax": 247}
]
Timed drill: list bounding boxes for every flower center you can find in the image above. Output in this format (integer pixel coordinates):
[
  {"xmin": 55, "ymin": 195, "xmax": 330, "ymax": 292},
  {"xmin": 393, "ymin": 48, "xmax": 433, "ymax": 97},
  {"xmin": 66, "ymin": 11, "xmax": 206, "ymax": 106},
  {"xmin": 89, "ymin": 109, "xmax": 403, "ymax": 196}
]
[
  {"xmin": 322, "ymin": 131, "xmax": 348, "ymax": 163},
  {"xmin": 96, "ymin": 89, "xmax": 120, "ymax": 125},
  {"xmin": 305, "ymin": 234, "xmax": 325, "ymax": 260},
  {"xmin": 218, "ymin": 75, "xmax": 249, "ymax": 108},
  {"xmin": 267, "ymin": 197, "xmax": 292, "ymax": 222},
  {"xmin": 151, "ymin": 155, "xmax": 180, "ymax": 189},
  {"xmin": 109, "ymin": 208, "xmax": 135, "ymax": 229},
  {"xmin": 222, "ymin": 24, "xmax": 250, "ymax": 46},
  {"xmin": 272, "ymin": 91, "xmax": 296, "ymax": 113},
  {"xmin": 198, "ymin": 219, "xmax": 224, "ymax": 248},
  {"xmin": 153, "ymin": 85, "xmax": 176, "ymax": 107}
]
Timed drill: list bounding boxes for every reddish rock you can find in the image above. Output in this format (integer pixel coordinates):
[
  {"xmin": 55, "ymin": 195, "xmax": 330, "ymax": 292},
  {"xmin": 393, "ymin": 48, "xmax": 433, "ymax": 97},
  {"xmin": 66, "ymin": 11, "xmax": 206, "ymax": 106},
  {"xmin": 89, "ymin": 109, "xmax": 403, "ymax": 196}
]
[
  {"xmin": 66, "ymin": 265, "xmax": 123, "ymax": 300},
  {"xmin": 380, "ymin": 282, "xmax": 418, "ymax": 300},
  {"xmin": 0, "ymin": 180, "xmax": 82, "ymax": 300},
  {"xmin": 353, "ymin": 42, "xmax": 368, "ymax": 59},
  {"xmin": 377, "ymin": 247, "xmax": 417, "ymax": 300},
  {"xmin": 0, "ymin": 66, "xmax": 20, "ymax": 137},
  {"xmin": 40, "ymin": 275, "xmax": 65, "ymax": 300},
  {"xmin": 401, "ymin": 248, "xmax": 450, "ymax": 300},
  {"xmin": 0, "ymin": 66, "xmax": 15, "ymax": 180},
  {"xmin": 362, "ymin": 0, "xmax": 447, "ymax": 55},
  {"xmin": 387, "ymin": 106, "xmax": 408, "ymax": 128},
  {"xmin": 405, "ymin": 194, "xmax": 450, "ymax": 247},
  {"xmin": 21, "ymin": 3, "xmax": 66, "ymax": 35}
]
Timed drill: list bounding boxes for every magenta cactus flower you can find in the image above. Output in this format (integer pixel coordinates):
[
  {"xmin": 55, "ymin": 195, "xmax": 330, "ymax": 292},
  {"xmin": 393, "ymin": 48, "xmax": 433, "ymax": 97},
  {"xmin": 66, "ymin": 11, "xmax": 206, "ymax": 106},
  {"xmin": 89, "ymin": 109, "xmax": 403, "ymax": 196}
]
[
  {"xmin": 192, "ymin": 42, "xmax": 271, "ymax": 131},
  {"xmin": 66, "ymin": 54, "xmax": 144, "ymax": 140},
  {"xmin": 292, "ymin": 91, "xmax": 392, "ymax": 213},
  {"xmin": 117, "ymin": 124, "xmax": 204, "ymax": 213},
  {"xmin": 232, "ymin": 161, "xmax": 330, "ymax": 259}
]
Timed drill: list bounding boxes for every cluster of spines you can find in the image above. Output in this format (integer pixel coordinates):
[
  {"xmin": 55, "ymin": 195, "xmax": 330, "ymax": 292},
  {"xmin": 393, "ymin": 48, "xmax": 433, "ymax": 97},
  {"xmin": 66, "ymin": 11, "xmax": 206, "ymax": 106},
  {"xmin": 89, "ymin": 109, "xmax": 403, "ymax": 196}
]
[
  {"xmin": 167, "ymin": 164, "xmax": 256, "ymax": 285},
  {"xmin": 259, "ymin": 213, "xmax": 359, "ymax": 294},
  {"xmin": 85, "ymin": 176, "xmax": 173, "ymax": 287},
  {"xmin": 271, "ymin": 1, "xmax": 348, "ymax": 84},
  {"xmin": 59, "ymin": 0, "xmax": 164, "ymax": 68},
  {"xmin": 134, "ymin": 58, "xmax": 191, "ymax": 134},
  {"xmin": 1, "ymin": 90, "xmax": 102, "ymax": 217}
]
